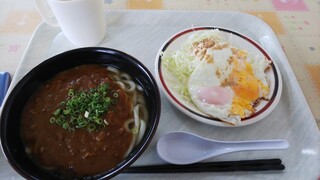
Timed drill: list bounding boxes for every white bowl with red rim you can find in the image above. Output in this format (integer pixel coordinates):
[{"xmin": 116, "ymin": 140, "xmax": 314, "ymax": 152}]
[{"xmin": 155, "ymin": 26, "xmax": 282, "ymax": 127}]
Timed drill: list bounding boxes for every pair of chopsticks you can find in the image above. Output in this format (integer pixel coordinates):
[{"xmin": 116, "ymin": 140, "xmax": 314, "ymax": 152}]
[{"xmin": 124, "ymin": 158, "xmax": 284, "ymax": 173}]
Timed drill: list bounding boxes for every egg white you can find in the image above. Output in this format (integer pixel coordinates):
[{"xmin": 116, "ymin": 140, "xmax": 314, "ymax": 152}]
[
  {"xmin": 188, "ymin": 44, "xmax": 239, "ymax": 124},
  {"xmin": 188, "ymin": 41, "xmax": 270, "ymax": 125}
]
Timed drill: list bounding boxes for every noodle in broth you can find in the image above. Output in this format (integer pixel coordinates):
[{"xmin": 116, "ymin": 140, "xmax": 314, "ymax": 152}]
[
  {"xmin": 20, "ymin": 64, "xmax": 148, "ymax": 177},
  {"xmin": 106, "ymin": 66, "xmax": 148, "ymax": 156}
]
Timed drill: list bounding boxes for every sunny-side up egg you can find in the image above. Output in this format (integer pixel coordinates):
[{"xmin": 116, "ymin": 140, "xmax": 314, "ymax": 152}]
[{"xmin": 188, "ymin": 41, "xmax": 270, "ymax": 125}]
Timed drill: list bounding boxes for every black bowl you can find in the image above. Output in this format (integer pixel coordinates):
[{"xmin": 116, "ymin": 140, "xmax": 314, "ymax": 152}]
[{"xmin": 0, "ymin": 47, "xmax": 161, "ymax": 179}]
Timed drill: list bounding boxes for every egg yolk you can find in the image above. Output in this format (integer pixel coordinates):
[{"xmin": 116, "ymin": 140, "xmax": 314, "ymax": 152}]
[
  {"xmin": 197, "ymin": 86, "xmax": 233, "ymax": 106},
  {"xmin": 227, "ymin": 58, "xmax": 269, "ymax": 118}
]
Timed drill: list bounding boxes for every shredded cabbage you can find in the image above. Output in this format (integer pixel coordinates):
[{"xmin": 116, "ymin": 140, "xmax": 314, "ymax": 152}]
[{"xmin": 162, "ymin": 50, "xmax": 195, "ymax": 102}]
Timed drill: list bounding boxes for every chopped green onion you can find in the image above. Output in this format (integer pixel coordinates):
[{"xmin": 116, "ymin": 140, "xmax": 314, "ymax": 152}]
[
  {"xmin": 53, "ymin": 109, "xmax": 61, "ymax": 116},
  {"xmin": 49, "ymin": 117, "xmax": 55, "ymax": 124},
  {"xmin": 50, "ymin": 82, "xmax": 117, "ymax": 133},
  {"xmin": 84, "ymin": 111, "xmax": 89, "ymax": 118},
  {"xmin": 87, "ymin": 124, "xmax": 96, "ymax": 133},
  {"xmin": 132, "ymin": 128, "xmax": 139, "ymax": 134},
  {"xmin": 62, "ymin": 122, "xmax": 69, "ymax": 129},
  {"xmin": 68, "ymin": 90, "xmax": 74, "ymax": 96},
  {"xmin": 63, "ymin": 109, "xmax": 71, "ymax": 115},
  {"xmin": 111, "ymin": 99, "xmax": 117, "ymax": 104},
  {"xmin": 113, "ymin": 92, "xmax": 119, "ymax": 98}
]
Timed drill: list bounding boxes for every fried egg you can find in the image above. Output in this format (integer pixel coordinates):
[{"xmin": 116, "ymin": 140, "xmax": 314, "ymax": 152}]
[{"xmin": 188, "ymin": 40, "xmax": 270, "ymax": 125}]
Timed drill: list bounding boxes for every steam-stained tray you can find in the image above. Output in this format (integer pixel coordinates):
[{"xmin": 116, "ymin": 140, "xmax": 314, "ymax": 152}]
[{"xmin": 1, "ymin": 11, "xmax": 319, "ymax": 180}]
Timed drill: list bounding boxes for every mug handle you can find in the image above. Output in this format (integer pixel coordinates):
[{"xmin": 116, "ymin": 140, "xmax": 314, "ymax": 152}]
[{"xmin": 33, "ymin": 0, "xmax": 59, "ymax": 26}]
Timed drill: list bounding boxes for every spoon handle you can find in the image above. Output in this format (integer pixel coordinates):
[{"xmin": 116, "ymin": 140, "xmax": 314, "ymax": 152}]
[{"xmin": 219, "ymin": 139, "xmax": 289, "ymax": 153}]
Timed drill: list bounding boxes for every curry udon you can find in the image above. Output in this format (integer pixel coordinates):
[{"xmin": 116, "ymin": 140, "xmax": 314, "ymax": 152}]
[{"xmin": 20, "ymin": 64, "xmax": 148, "ymax": 177}]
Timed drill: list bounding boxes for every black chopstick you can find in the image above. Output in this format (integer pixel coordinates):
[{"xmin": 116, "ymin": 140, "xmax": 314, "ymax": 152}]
[{"xmin": 123, "ymin": 159, "xmax": 285, "ymax": 173}]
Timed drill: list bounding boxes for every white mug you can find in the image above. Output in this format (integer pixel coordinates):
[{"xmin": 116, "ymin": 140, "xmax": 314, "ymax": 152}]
[{"xmin": 34, "ymin": 0, "xmax": 106, "ymax": 46}]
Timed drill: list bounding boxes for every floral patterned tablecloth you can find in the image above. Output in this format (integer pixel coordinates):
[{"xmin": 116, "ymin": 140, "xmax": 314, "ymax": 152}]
[{"xmin": 0, "ymin": 0, "xmax": 319, "ymax": 129}]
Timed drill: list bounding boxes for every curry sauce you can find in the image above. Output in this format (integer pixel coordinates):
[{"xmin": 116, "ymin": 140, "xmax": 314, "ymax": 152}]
[{"xmin": 21, "ymin": 64, "xmax": 133, "ymax": 177}]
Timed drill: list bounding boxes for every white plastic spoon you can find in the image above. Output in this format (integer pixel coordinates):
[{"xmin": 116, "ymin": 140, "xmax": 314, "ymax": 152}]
[{"xmin": 157, "ymin": 131, "xmax": 289, "ymax": 165}]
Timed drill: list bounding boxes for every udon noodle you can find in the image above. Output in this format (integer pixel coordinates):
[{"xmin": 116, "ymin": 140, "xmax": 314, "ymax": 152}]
[{"xmin": 106, "ymin": 66, "xmax": 148, "ymax": 156}]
